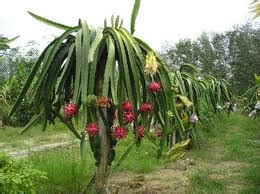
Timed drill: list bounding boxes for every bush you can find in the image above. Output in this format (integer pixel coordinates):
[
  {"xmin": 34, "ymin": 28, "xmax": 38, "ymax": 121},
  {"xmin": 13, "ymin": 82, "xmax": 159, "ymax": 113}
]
[
  {"xmin": 14, "ymin": 100, "xmax": 35, "ymax": 126},
  {"xmin": 0, "ymin": 75, "xmax": 35, "ymax": 127},
  {"xmin": 0, "ymin": 152, "xmax": 47, "ymax": 193},
  {"xmin": 0, "ymin": 103, "xmax": 16, "ymax": 126},
  {"xmin": 0, "ymin": 100, "xmax": 34, "ymax": 127}
]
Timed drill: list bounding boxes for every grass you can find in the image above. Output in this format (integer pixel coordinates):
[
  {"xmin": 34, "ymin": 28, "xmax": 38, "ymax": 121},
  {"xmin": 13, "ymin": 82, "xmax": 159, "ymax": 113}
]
[
  {"xmin": 187, "ymin": 112, "xmax": 260, "ymax": 193},
  {"xmin": 0, "ymin": 121, "xmax": 76, "ymax": 151},
  {"xmin": 26, "ymin": 133, "xmax": 160, "ymax": 193},
  {"xmin": 1, "ymin": 112, "xmax": 259, "ymax": 193},
  {"xmin": 28, "ymin": 147, "xmax": 94, "ymax": 193},
  {"xmin": 1, "ymin": 119, "xmax": 160, "ymax": 193},
  {"xmin": 113, "ymin": 135, "xmax": 160, "ymax": 173},
  {"xmin": 187, "ymin": 168, "xmax": 226, "ymax": 193}
]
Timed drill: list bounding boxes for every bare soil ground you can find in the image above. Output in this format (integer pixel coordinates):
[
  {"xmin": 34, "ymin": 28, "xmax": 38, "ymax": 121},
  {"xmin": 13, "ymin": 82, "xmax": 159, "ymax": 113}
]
[{"xmin": 108, "ymin": 157, "xmax": 248, "ymax": 194}]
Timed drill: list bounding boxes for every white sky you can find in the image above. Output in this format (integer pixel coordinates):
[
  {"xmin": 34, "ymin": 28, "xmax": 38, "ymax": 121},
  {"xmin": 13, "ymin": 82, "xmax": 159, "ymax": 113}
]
[{"xmin": 0, "ymin": 0, "xmax": 255, "ymax": 51}]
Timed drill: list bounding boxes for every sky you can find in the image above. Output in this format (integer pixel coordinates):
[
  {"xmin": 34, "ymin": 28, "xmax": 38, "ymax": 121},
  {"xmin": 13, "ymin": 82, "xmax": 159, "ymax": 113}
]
[{"xmin": 0, "ymin": 0, "xmax": 255, "ymax": 51}]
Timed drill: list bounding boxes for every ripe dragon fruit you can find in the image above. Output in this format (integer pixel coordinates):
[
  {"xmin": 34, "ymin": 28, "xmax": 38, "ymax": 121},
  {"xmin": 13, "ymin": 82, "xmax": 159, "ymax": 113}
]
[
  {"xmin": 85, "ymin": 123, "xmax": 99, "ymax": 137},
  {"xmin": 123, "ymin": 111, "xmax": 135, "ymax": 123},
  {"xmin": 64, "ymin": 103, "xmax": 77, "ymax": 119},
  {"xmin": 133, "ymin": 127, "xmax": 145, "ymax": 138},
  {"xmin": 113, "ymin": 126, "xmax": 127, "ymax": 139},
  {"xmin": 140, "ymin": 102, "xmax": 153, "ymax": 113},
  {"xmin": 148, "ymin": 81, "xmax": 161, "ymax": 93},
  {"xmin": 121, "ymin": 101, "xmax": 133, "ymax": 112}
]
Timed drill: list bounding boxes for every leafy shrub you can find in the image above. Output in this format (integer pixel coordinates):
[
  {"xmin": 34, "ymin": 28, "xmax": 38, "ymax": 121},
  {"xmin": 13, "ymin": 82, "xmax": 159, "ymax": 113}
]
[
  {"xmin": 14, "ymin": 100, "xmax": 35, "ymax": 126},
  {"xmin": 0, "ymin": 101, "xmax": 34, "ymax": 127},
  {"xmin": 0, "ymin": 75, "xmax": 35, "ymax": 127},
  {"xmin": 0, "ymin": 103, "xmax": 16, "ymax": 126},
  {"xmin": 0, "ymin": 152, "xmax": 47, "ymax": 193}
]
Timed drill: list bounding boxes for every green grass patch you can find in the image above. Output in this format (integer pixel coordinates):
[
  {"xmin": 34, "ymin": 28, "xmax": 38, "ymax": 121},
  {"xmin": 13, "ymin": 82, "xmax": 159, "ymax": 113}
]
[
  {"xmin": 113, "ymin": 136, "xmax": 159, "ymax": 173},
  {"xmin": 0, "ymin": 121, "xmax": 76, "ymax": 150},
  {"xmin": 28, "ymin": 147, "xmax": 94, "ymax": 193},
  {"xmin": 188, "ymin": 112, "xmax": 260, "ymax": 193},
  {"xmin": 26, "ymin": 133, "xmax": 160, "ymax": 193},
  {"xmin": 1, "ymin": 112, "xmax": 259, "ymax": 193},
  {"xmin": 187, "ymin": 168, "xmax": 226, "ymax": 193}
]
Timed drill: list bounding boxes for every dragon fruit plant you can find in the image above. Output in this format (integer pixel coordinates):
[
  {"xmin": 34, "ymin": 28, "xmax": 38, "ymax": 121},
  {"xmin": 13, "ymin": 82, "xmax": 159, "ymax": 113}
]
[
  {"xmin": 165, "ymin": 64, "xmax": 235, "ymax": 144},
  {"xmin": 242, "ymin": 74, "xmax": 260, "ymax": 118},
  {"xmin": 8, "ymin": 0, "xmax": 185, "ymax": 192}
]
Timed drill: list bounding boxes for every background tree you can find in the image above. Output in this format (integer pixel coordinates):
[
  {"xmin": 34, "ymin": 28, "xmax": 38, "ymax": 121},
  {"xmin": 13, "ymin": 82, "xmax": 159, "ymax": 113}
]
[
  {"xmin": 0, "ymin": 38, "xmax": 38, "ymax": 126},
  {"xmin": 161, "ymin": 23, "xmax": 260, "ymax": 94}
]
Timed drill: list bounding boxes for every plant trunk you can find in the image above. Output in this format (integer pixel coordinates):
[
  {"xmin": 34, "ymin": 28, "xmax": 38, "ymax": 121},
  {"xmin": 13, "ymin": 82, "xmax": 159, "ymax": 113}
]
[
  {"xmin": 95, "ymin": 114, "xmax": 110, "ymax": 193},
  {"xmin": 94, "ymin": 52, "xmax": 110, "ymax": 193}
]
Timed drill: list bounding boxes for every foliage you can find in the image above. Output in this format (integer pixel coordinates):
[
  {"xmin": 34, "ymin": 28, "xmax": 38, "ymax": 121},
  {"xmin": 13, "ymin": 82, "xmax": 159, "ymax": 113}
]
[
  {"xmin": 14, "ymin": 100, "xmax": 35, "ymax": 126},
  {"xmin": 0, "ymin": 152, "xmax": 47, "ymax": 193},
  {"xmin": 0, "ymin": 35, "xmax": 20, "ymax": 84},
  {"xmin": 0, "ymin": 78, "xmax": 35, "ymax": 127},
  {"xmin": 1, "ymin": 40, "xmax": 39, "ymax": 83},
  {"xmin": 167, "ymin": 64, "xmax": 235, "ymax": 145},
  {"xmin": 0, "ymin": 104, "xmax": 16, "ymax": 126},
  {"xmin": 241, "ymin": 74, "xmax": 260, "ymax": 116},
  {"xmin": 0, "ymin": 41, "xmax": 38, "ymax": 126},
  {"xmin": 161, "ymin": 23, "xmax": 260, "ymax": 94}
]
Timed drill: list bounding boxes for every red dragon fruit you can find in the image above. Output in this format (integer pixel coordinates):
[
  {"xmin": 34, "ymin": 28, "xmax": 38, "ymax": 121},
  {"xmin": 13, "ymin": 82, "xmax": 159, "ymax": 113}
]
[
  {"xmin": 123, "ymin": 111, "xmax": 135, "ymax": 123},
  {"xmin": 133, "ymin": 127, "xmax": 145, "ymax": 138},
  {"xmin": 85, "ymin": 123, "xmax": 99, "ymax": 137},
  {"xmin": 140, "ymin": 102, "xmax": 153, "ymax": 113},
  {"xmin": 148, "ymin": 81, "xmax": 161, "ymax": 93},
  {"xmin": 64, "ymin": 103, "xmax": 77, "ymax": 119},
  {"xmin": 113, "ymin": 126, "xmax": 127, "ymax": 139},
  {"xmin": 121, "ymin": 101, "xmax": 133, "ymax": 112}
]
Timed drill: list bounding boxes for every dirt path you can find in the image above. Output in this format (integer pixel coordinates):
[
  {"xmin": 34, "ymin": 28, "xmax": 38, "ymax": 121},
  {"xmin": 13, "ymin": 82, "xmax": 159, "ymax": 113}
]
[
  {"xmin": 108, "ymin": 158, "xmax": 248, "ymax": 193},
  {"xmin": 108, "ymin": 114, "xmax": 259, "ymax": 193},
  {"xmin": 8, "ymin": 141, "xmax": 78, "ymax": 158},
  {"xmin": 0, "ymin": 131, "xmax": 78, "ymax": 158}
]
